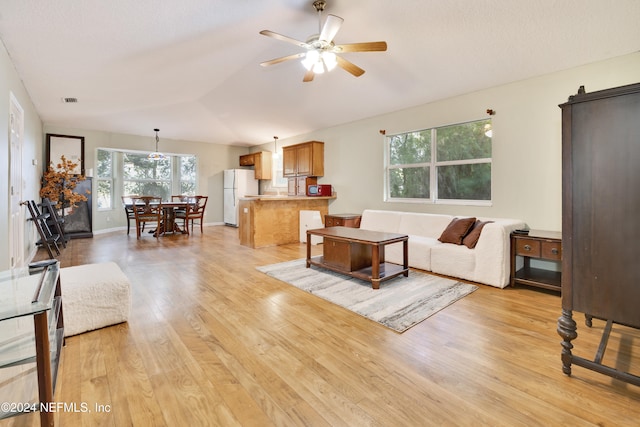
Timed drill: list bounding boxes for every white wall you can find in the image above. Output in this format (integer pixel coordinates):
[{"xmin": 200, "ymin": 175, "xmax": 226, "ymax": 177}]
[
  {"xmin": 42, "ymin": 125, "xmax": 249, "ymax": 232},
  {"xmin": 0, "ymin": 41, "xmax": 44, "ymax": 270},
  {"xmin": 254, "ymin": 52, "xmax": 640, "ymax": 231},
  {"xmin": 2, "ymin": 49, "xmax": 639, "ymax": 267}
]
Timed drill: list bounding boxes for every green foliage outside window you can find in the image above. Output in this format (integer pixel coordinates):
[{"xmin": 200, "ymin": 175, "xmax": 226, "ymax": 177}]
[
  {"xmin": 96, "ymin": 149, "xmax": 197, "ymax": 210},
  {"xmin": 387, "ymin": 119, "xmax": 492, "ymax": 202}
]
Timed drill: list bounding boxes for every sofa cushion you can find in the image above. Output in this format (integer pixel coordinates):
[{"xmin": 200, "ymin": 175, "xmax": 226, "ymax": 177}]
[
  {"xmin": 385, "ymin": 235, "xmax": 440, "ymax": 271},
  {"xmin": 438, "ymin": 217, "xmax": 476, "ymax": 245},
  {"xmin": 462, "ymin": 220, "xmax": 493, "ymax": 249},
  {"xmin": 360, "ymin": 210, "xmax": 403, "ymax": 233},
  {"xmin": 431, "ymin": 243, "xmax": 476, "ymax": 282},
  {"xmin": 398, "ymin": 212, "xmax": 454, "ymax": 239}
]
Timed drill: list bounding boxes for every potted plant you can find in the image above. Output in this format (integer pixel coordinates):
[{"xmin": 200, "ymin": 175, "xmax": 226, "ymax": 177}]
[{"xmin": 40, "ymin": 155, "xmax": 90, "ymax": 216}]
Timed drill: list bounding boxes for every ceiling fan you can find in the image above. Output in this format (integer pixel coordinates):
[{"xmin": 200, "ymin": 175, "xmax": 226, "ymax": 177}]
[{"xmin": 259, "ymin": 0, "xmax": 387, "ymax": 82}]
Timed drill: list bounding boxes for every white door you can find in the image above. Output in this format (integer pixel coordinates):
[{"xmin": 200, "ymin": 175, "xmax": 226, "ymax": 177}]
[{"xmin": 9, "ymin": 93, "xmax": 24, "ymax": 270}]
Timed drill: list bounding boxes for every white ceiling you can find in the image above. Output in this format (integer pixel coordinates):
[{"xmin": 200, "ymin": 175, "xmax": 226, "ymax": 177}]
[{"xmin": 1, "ymin": 0, "xmax": 639, "ymax": 146}]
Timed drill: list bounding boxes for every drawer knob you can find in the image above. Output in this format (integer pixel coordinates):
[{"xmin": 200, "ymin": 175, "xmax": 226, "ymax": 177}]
[
  {"xmin": 524, "ymin": 244, "xmax": 532, "ymax": 251},
  {"xmin": 551, "ymin": 248, "xmax": 559, "ymax": 255}
]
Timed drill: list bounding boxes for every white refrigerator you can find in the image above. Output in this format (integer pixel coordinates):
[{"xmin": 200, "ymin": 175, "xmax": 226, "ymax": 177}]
[{"xmin": 223, "ymin": 169, "xmax": 259, "ymax": 226}]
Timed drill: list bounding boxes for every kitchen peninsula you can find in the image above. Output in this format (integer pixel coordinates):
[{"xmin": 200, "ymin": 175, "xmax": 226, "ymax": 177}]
[{"xmin": 238, "ymin": 195, "xmax": 335, "ymax": 248}]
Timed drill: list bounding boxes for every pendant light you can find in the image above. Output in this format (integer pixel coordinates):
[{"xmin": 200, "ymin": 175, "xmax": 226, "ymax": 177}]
[
  {"xmin": 148, "ymin": 128, "xmax": 166, "ymax": 160},
  {"xmin": 272, "ymin": 136, "xmax": 279, "ymax": 159}
]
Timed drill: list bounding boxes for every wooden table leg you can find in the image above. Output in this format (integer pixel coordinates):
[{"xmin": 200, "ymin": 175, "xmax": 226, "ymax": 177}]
[
  {"xmin": 403, "ymin": 238, "xmax": 409, "ymax": 277},
  {"xmin": 306, "ymin": 232, "xmax": 312, "ymax": 268},
  {"xmin": 371, "ymin": 244, "xmax": 380, "ymax": 289},
  {"xmin": 34, "ymin": 312, "xmax": 54, "ymax": 426}
]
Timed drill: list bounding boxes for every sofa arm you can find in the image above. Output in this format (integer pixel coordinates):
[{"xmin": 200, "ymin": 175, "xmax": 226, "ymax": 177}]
[{"xmin": 473, "ymin": 220, "xmax": 526, "ymax": 288}]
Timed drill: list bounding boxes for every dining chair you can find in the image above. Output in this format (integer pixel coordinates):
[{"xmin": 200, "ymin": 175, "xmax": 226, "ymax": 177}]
[
  {"xmin": 121, "ymin": 195, "xmax": 139, "ymax": 235},
  {"xmin": 181, "ymin": 195, "xmax": 207, "ymax": 234},
  {"xmin": 171, "ymin": 195, "xmax": 192, "ymax": 234},
  {"xmin": 131, "ymin": 196, "xmax": 162, "ymax": 239}
]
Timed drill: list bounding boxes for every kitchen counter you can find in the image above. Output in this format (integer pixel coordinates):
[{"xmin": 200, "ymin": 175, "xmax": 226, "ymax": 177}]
[
  {"xmin": 238, "ymin": 196, "xmax": 335, "ymax": 248},
  {"xmin": 241, "ymin": 195, "xmax": 335, "ymax": 201}
]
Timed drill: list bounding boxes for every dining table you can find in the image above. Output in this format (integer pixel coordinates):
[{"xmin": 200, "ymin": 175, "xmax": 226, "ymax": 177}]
[{"xmin": 126, "ymin": 200, "xmax": 195, "ymax": 236}]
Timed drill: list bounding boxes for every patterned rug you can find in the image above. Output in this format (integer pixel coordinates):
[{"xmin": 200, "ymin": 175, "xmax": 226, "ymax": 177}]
[{"xmin": 256, "ymin": 259, "xmax": 478, "ymax": 333}]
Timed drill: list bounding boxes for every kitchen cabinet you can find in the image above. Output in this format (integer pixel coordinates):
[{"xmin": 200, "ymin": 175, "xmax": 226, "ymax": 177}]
[
  {"xmin": 288, "ymin": 176, "xmax": 317, "ymax": 196},
  {"xmin": 239, "ymin": 151, "xmax": 272, "ymax": 180},
  {"xmin": 282, "ymin": 141, "xmax": 324, "ymax": 177}
]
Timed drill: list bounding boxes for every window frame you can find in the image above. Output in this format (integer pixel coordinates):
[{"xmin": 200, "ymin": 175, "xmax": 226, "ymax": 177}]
[
  {"xmin": 96, "ymin": 149, "xmax": 114, "ymax": 211},
  {"xmin": 96, "ymin": 148, "xmax": 198, "ymax": 211},
  {"xmin": 385, "ymin": 118, "xmax": 492, "ymax": 206}
]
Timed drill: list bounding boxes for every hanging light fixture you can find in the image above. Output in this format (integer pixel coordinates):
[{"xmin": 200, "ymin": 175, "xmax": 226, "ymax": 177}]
[
  {"xmin": 272, "ymin": 136, "xmax": 279, "ymax": 159},
  {"xmin": 148, "ymin": 128, "xmax": 166, "ymax": 160}
]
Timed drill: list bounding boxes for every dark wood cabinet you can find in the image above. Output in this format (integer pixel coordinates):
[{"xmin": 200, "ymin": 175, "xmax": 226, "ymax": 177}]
[
  {"xmin": 557, "ymin": 83, "xmax": 640, "ymax": 386},
  {"xmin": 510, "ymin": 230, "xmax": 561, "ymax": 291},
  {"xmin": 325, "ymin": 214, "xmax": 361, "ymax": 228}
]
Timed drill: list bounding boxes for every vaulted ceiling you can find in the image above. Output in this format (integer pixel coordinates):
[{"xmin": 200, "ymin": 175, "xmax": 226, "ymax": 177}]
[{"xmin": 1, "ymin": 0, "xmax": 639, "ymax": 146}]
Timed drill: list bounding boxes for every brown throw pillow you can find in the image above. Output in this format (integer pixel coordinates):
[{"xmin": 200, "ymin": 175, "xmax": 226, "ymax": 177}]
[
  {"xmin": 438, "ymin": 217, "xmax": 476, "ymax": 245},
  {"xmin": 462, "ymin": 220, "xmax": 493, "ymax": 249}
]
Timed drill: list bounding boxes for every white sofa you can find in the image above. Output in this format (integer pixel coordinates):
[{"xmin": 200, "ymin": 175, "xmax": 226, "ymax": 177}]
[{"xmin": 359, "ymin": 210, "xmax": 526, "ymax": 288}]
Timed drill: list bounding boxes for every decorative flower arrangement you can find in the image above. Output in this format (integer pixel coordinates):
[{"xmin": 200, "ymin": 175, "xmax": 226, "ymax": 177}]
[{"xmin": 40, "ymin": 155, "xmax": 89, "ymax": 211}]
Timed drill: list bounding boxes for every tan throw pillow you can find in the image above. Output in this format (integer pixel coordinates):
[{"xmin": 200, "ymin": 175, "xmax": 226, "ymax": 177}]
[
  {"xmin": 438, "ymin": 217, "xmax": 477, "ymax": 245},
  {"xmin": 462, "ymin": 220, "xmax": 493, "ymax": 249}
]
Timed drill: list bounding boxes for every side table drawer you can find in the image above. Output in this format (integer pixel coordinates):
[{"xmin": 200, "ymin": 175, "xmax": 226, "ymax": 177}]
[
  {"xmin": 325, "ymin": 217, "xmax": 344, "ymax": 227},
  {"xmin": 541, "ymin": 241, "xmax": 562, "ymax": 260},
  {"xmin": 325, "ymin": 214, "xmax": 362, "ymax": 228},
  {"xmin": 515, "ymin": 239, "xmax": 541, "ymax": 257}
]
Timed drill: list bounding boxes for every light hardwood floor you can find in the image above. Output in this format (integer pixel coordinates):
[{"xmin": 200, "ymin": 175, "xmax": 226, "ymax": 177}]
[{"xmin": 5, "ymin": 226, "xmax": 640, "ymax": 426}]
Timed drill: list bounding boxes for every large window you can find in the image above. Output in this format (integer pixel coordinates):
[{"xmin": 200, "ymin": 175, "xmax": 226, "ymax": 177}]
[
  {"xmin": 123, "ymin": 153, "xmax": 173, "ymax": 200},
  {"xmin": 386, "ymin": 119, "xmax": 492, "ymax": 204},
  {"xmin": 96, "ymin": 149, "xmax": 114, "ymax": 209},
  {"xmin": 96, "ymin": 149, "xmax": 197, "ymax": 209}
]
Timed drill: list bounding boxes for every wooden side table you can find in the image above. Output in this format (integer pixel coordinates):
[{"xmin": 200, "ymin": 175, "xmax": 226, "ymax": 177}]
[
  {"xmin": 510, "ymin": 230, "xmax": 562, "ymax": 291},
  {"xmin": 325, "ymin": 213, "xmax": 362, "ymax": 228}
]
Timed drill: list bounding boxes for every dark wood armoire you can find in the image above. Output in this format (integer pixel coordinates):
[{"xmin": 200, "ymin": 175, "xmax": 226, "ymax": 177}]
[{"xmin": 557, "ymin": 83, "xmax": 640, "ymax": 386}]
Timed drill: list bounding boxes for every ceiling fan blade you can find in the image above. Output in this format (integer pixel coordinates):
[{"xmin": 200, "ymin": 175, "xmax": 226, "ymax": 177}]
[
  {"xmin": 260, "ymin": 52, "xmax": 306, "ymax": 67},
  {"xmin": 259, "ymin": 30, "xmax": 308, "ymax": 48},
  {"xmin": 336, "ymin": 55, "xmax": 365, "ymax": 77},
  {"xmin": 334, "ymin": 41, "xmax": 388, "ymax": 53},
  {"xmin": 303, "ymin": 69, "xmax": 315, "ymax": 82},
  {"xmin": 319, "ymin": 14, "xmax": 344, "ymax": 42}
]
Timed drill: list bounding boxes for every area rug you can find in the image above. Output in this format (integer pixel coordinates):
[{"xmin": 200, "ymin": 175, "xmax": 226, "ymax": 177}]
[{"xmin": 256, "ymin": 259, "xmax": 478, "ymax": 333}]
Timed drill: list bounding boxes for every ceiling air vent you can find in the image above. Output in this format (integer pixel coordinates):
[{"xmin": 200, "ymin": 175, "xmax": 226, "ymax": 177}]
[{"xmin": 61, "ymin": 97, "xmax": 78, "ymax": 103}]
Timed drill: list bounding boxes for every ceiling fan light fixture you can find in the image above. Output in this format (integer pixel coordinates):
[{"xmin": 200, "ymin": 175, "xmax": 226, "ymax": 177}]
[
  {"xmin": 313, "ymin": 60, "xmax": 325, "ymax": 74},
  {"xmin": 302, "ymin": 50, "xmax": 320, "ymax": 70},
  {"xmin": 321, "ymin": 51, "xmax": 337, "ymax": 71}
]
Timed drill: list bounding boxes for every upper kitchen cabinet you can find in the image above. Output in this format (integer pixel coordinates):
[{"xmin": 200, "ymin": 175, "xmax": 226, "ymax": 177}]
[
  {"xmin": 282, "ymin": 141, "xmax": 324, "ymax": 177},
  {"xmin": 239, "ymin": 151, "xmax": 272, "ymax": 180}
]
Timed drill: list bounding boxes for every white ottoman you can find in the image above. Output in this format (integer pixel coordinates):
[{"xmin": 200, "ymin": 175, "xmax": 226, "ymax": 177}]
[{"xmin": 60, "ymin": 262, "xmax": 132, "ymax": 337}]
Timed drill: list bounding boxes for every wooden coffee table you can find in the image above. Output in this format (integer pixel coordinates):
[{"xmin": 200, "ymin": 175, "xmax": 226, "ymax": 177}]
[{"xmin": 306, "ymin": 226, "xmax": 409, "ymax": 289}]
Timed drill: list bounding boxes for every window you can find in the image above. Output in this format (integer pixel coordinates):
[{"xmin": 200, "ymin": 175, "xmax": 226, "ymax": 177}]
[
  {"xmin": 386, "ymin": 119, "xmax": 492, "ymax": 204},
  {"xmin": 96, "ymin": 149, "xmax": 197, "ymax": 208},
  {"xmin": 96, "ymin": 149, "xmax": 114, "ymax": 209},
  {"xmin": 272, "ymin": 150, "xmax": 287, "ymax": 188},
  {"xmin": 123, "ymin": 153, "xmax": 172, "ymax": 200},
  {"xmin": 179, "ymin": 156, "xmax": 197, "ymax": 194}
]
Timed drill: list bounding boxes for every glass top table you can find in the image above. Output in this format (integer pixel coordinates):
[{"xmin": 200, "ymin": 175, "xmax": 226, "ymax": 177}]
[{"xmin": 0, "ymin": 261, "xmax": 62, "ymax": 426}]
